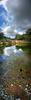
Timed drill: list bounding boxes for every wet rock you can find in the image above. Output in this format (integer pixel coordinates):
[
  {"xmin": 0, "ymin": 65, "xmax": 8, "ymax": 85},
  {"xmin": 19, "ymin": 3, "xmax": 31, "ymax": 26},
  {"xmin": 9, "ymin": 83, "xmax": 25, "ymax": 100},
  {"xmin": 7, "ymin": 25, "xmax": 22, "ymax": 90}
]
[{"xmin": 20, "ymin": 69, "xmax": 22, "ymax": 72}]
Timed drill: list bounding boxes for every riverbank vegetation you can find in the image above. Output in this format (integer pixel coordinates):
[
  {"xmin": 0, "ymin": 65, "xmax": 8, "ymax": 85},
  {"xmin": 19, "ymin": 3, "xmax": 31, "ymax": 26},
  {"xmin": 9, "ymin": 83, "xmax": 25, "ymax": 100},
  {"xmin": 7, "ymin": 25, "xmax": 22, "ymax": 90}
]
[{"xmin": 0, "ymin": 28, "xmax": 31, "ymax": 47}]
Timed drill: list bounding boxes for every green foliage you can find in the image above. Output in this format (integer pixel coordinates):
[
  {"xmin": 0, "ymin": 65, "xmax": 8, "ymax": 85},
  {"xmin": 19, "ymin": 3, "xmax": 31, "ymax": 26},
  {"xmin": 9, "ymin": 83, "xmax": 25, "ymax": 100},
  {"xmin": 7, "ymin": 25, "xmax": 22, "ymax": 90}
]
[
  {"xmin": 24, "ymin": 28, "xmax": 31, "ymax": 41},
  {"xmin": 26, "ymin": 28, "xmax": 31, "ymax": 35},
  {"xmin": 15, "ymin": 34, "xmax": 24, "ymax": 40},
  {"xmin": 15, "ymin": 28, "xmax": 31, "ymax": 41}
]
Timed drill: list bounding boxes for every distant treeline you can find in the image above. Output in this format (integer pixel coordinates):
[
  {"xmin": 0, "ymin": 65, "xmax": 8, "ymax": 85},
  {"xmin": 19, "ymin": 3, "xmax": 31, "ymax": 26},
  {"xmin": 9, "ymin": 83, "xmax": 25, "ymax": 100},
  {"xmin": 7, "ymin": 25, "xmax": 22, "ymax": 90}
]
[
  {"xmin": 0, "ymin": 28, "xmax": 31, "ymax": 41},
  {"xmin": 15, "ymin": 28, "xmax": 31, "ymax": 41},
  {"xmin": 0, "ymin": 32, "xmax": 9, "ymax": 40}
]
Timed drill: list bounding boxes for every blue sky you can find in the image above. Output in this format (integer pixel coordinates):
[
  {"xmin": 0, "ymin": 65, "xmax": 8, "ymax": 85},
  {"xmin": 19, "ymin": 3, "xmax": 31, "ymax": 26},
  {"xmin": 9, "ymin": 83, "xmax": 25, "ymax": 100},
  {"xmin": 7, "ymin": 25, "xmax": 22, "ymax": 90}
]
[
  {"xmin": 0, "ymin": 5, "xmax": 7, "ymax": 26},
  {"xmin": 0, "ymin": 4, "xmax": 14, "ymax": 28},
  {"xmin": 0, "ymin": 0, "xmax": 31, "ymax": 38}
]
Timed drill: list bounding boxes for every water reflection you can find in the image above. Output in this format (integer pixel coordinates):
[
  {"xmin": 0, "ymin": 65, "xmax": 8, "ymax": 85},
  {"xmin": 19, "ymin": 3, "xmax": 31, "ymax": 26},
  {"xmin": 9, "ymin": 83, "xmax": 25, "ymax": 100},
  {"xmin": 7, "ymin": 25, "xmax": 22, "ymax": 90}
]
[
  {"xmin": 0, "ymin": 45, "xmax": 24, "ymax": 81},
  {"xmin": 4, "ymin": 46, "xmax": 23, "ymax": 56},
  {"xmin": 0, "ymin": 93, "xmax": 21, "ymax": 100},
  {"xmin": 0, "ymin": 46, "xmax": 24, "ymax": 78},
  {"xmin": 0, "ymin": 47, "xmax": 4, "ymax": 54},
  {"xmin": 0, "ymin": 46, "xmax": 23, "ymax": 62},
  {"xmin": 0, "ymin": 45, "xmax": 31, "ymax": 100}
]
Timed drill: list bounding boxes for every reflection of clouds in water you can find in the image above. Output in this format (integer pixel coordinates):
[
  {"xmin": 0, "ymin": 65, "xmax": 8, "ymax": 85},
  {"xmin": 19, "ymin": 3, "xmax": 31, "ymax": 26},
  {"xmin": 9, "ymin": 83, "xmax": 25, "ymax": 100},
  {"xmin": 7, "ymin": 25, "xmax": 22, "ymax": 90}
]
[
  {"xmin": 0, "ymin": 55, "xmax": 8, "ymax": 62},
  {"xmin": 16, "ymin": 98, "xmax": 20, "ymax": 100},
  {"xmin": 4, "ymin": 46, "xmax": 23, "ymax": 56},
  {"xmin": 0, "ymin": 46, "xmax": 23, "ymax": 62}
]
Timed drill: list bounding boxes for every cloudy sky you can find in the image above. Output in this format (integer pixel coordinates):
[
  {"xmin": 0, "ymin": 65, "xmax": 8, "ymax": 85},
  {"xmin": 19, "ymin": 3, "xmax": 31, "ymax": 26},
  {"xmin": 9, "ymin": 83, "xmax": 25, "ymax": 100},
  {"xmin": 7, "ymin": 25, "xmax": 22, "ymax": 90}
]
[{"xmin": 0, "ymin": 0, "xmax": 31, "ymax": 38}]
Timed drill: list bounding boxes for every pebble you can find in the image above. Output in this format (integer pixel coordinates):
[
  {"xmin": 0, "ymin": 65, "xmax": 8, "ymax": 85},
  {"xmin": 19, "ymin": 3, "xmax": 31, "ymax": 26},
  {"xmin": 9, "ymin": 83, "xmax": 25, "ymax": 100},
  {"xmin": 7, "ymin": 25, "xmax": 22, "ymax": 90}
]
[{"xmin": 11, "ymin": 84, "xmax": 13, "ymax": 87}]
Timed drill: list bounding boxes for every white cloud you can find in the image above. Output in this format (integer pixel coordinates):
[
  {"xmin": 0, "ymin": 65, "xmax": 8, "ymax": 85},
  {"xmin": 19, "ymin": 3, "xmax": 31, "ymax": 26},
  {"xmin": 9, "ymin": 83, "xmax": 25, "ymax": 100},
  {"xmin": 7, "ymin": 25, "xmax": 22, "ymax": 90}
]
[
  {"xmin": 18, "ymin": 31, "xmax": 26, "ymax": 35},
  {"xmin": 14, "ymin": 29, "xmax": 17, "ymax": 33},
  {"xmin": 3, "ymin": 26, "xmax": 25, "ymax": 36},
  {"xmin": 3, "ymin": 26, "xmax": 10, "ymax": 33},
  {"xmin": 3, "ymin": 26, "xmax": 15, "ymax": 35},
  {"xmin": 2, "ymin": 26, "xmax": 16, "ymax": 38},
  {"xmin": 18, "ymin": 31, "xmax": 23, "ymax": 35}
]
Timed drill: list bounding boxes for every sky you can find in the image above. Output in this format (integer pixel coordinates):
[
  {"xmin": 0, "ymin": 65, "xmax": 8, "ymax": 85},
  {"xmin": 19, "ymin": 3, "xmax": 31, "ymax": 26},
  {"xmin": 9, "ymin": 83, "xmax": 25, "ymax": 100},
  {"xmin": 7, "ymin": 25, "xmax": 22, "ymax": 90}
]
[{"xmin": 0, "ymin": 0, "xmax": 31, "ymax": 38}]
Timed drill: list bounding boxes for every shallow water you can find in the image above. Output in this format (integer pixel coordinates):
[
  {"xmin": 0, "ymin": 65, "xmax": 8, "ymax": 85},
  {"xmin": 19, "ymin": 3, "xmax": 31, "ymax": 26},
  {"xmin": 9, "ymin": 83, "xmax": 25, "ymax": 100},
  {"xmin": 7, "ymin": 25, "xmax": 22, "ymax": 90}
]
[{"xmin": 0, "ymin": 45, "xmax": 31, "ymax": 100}]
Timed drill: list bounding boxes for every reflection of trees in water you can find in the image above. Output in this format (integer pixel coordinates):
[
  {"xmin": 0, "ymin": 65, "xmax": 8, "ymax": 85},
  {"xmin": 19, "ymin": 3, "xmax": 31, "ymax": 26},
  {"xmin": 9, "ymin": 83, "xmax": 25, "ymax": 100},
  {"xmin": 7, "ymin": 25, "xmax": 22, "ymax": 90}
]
[
  {"xmin": 16, "ymin": 45, "xmax": 31, "ymax": 70},
  {"xmin": 0, "ymin": 62, "xmax": 4, "ymax": 75},
  {"xmin": 0, "ymin": 47, "xmax": 4, "ymax": 54},
  {"xmin": 16, "ymin": 45, "xmax": 31, "ymax": 54},
  {"xmin": 26, "ymin": 28, "xmax": 31, "ymax": 41},
  {"xmin": 0, "ymin": 62, "xmax": 4, "ymax": 85}
]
